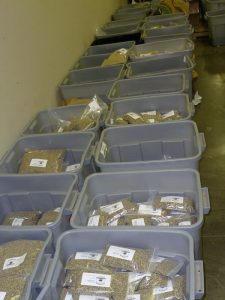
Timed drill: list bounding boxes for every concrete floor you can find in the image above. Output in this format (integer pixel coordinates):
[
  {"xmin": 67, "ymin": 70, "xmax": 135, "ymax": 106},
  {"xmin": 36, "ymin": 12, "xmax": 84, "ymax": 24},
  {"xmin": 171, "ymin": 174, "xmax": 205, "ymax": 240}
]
[{"xmin": 193, "ymin": 38, "xmax": 225, "ymax": 299}]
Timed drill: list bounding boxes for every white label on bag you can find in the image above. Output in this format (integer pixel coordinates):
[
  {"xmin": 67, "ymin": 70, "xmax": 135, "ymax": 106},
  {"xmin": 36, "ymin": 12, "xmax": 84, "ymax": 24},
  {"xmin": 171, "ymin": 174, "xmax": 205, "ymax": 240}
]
[
  {"xmin": 179, "ymin": 221, "xmax": 191, "ymax": 226},
  {"xmin": 100, "ymin": 201, "xmax": 123, "ymax": 215},
  {"xmin": 30, "ymin": 159, "xmax": 48, "ymax": 168},
  {"xmin": 46, "ymin": 222, "xmax": 53, "ymax": 226},
  {"xmin": 153, "ymin": 280, "xmax": 173, "ymax": 295},
  {"xmin": 126, "ymin": 112, "xmax": 140, "ymax": 120},
  {"xmin": 129, "ymin": 272, "xmax": 146, "ymax": 283},
  {"xmin": 58, "ymin": 127, "xmax": 64, "ymax": 133},
  {"xmin": 65, "ymin": 292, "xmax": 73, "ymax": 300},
  {"xmin": 89, "ymin": 100, "xmax": 101, "ymax": 111},
  {"xmin": 127, "ymin": 295, "xmax": 141, "ymax": 300},
  {"xmin": 138, "ymin": 204, "xmax": 162, "ymax": 216},
  {"xmin": 160, "ymin": 196, "xmax": 184, "ymax": 204},
  {"xmin": 54, "ymin": 207, "xmax": 61, "ymax": 213},
  {"xmin": 142, "ymin": 111, "xmax": 157, "ymax": 116},
  {"xmin": 108, "ymin": 219, "xmax": 118, "ymax": 226},
  {"xmin": 0, "ymin": 293, "xmax": 6, "ymax": 300},
  {"xmin": 159, "ymin": 222, "xmax": 170, "ymax": 227},
  {"xmin": 100, "ymin": 142, "xmax": 107, "ymax": 158},
  {"xmin": 66, "ymin": 164, "xmax": 80, "ymax": 172},
  {"xmin": 81, "ymin": 273, "xmax": 111, "ymax": 287},
  {"xmin": 146, "ymin": 119, "xmax": 155, "ymax": 124},
  {"xmin": 110, "ymin": 119, "xmax": 114, "ymax": 125},
  {"xmin": 88, "ymin": 215, "xmax": 100, "ymax": 226},
  {"xmin": 79, "ymin": 296, "xmax": 109, "ymax": 300},
  {"xmin": 107, "ymin": 245, "xmax": 135, "ymax": 261},
  {"xmin": 119, "ymin": 48, "xmax": 128, "ymax": 55},
  {"xmin": 3, "ymin": 253, "xmax": 27, "ymax": 270},
  {"xmin": 132, "ymin": 218, "xmax": 145, "ymax": 226},
  {"xmin": 75, "ymin": 252, "xmax": 102, "ymax": 261},
  {"xmin": 162, "ymin": 110, "xmax": 175, "ymax": 119},
  {"xmin": 12, "ymin": 218, "xmax": 24, "ymax": 226}
]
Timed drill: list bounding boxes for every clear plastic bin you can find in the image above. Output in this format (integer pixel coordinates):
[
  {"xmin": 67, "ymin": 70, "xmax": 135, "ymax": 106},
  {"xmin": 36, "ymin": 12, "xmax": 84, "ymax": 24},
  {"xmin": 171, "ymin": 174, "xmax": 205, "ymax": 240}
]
[
  {"xmin": 108, "ymin": 73, "xmax": 189, "ymax": 102},
  {"xmin": 129, "ymin": 38, "xmax": 194, "ymax": 61},
  {"xmin": 206, "ymin": 9, "xmax": 225, "ymax": 45},
  {"xmin": 70, "ymin": 169, "xmax": 210, "ymax": 258},
  {"xmin": 23, "ymin": 104, "xmax": 100, "ymax": 137},
  {"xmin": 37, "ymin": 229, "xmax": 205, "ymax": 300},
  {"xmin": 0, "ymin": 174, "xmax": 78, "ymax": 244},
  {"xmin": 0, "ymin": 132, "xmax": 95, "ymax": 190},
  {"xmin": 84, "ymin": 41, "xmax": 135, "ymax": 56},
  {"xmin": 95, "ymin": 121, "xmax": 206, "ymax": 172},
  {"xmin": 105, "ymin": 93, "xmax": 193, "ymax": 127}
]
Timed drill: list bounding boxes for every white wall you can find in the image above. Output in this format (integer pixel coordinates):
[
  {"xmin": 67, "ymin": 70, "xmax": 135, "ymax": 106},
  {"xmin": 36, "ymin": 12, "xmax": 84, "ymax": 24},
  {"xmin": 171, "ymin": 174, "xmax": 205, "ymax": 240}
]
[{"xmin": 0, "ymin": 0, "xmax": 125, "ymax": 157}]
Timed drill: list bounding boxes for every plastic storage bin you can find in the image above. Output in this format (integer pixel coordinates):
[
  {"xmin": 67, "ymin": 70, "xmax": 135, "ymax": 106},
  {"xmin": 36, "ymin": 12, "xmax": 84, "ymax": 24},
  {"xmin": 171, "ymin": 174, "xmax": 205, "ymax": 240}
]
[
  {"xmin": 206, "ymin": 0, "xmax": 225, "ymax": 10},
  {"xmin": 73, "ymin": 54, "xmax": 111, "ymax": 70},
  {"xmin": 23, "ymin": 104, "xmax": 101, "ymax": 137},
  {"xmin": 105, "ymin": 93, "xmax": 193, "ymax": 127},
  {"xmin": 37, "ymin": 229, "xmax": 205, "ymax": 300},
  {"xmin": 96, "ymin": 23, "xmax": 141, "ymax": 40},
  {"xmin": 0, "ymin": 132, "xmax": 95, "ymax": 190},
  {"xmin": 113, "ymin": 10, "xmax": 148, "ymax": 21},
  {"xmin": 144, "ymin": 12, "xmax": 187, "ymax": 23},
  {"xmin": 108, "ymin": 73, "xmax": 188, "ymax": 102},
  {"xmin": 0, "ymin": 174, "xmax": 78, "ymax": 244},
  {"xmin": 126, "ymin": 56, "xmax": 194, "ymax": 98},
  {"xmin": 143, "ymin": 17, "xmax": 189, "ymax": 30},
  {"xmin": 71, "ymin": 170, "xmax": 210, "ymax": 258},
  {"xmin": 62, "ymin": 64, "xmax": 125, "ymax": 86},
  {"xmin": 143, "ymin": 25, "xmax": 194, "ymax": 43},
  {"xmin": 0, "ymin": 227, "xmax": 52, "ymax": 300},
  {"xmin": 84, "ymin": 41, "xmax": 135, "ymax": 56},
  {"xmin": 103, "ymin": 18, "xmax": 142, "ymax": 29},
  {"xmin": 206, "ymin": 9, "xmax": 225, "ymax": 46},
  {"xmin": 95, "ymin": 121, "xmax": 206, "ymax": 172},
  {"xmin": 129, "ymin": 38, "xmax": 194, "ymax": 61},
  {"xmin": 59, "ymin": 79, "xmax": 115, "ymax": 103}
]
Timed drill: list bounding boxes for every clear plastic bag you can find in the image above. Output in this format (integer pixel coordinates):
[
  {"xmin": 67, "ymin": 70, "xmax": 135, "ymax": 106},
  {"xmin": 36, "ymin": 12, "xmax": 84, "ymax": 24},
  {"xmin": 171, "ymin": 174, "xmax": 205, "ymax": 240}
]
[
  {"xmin": 149, "ymin": 256, "xmax": 185, "ymax": 277},
  {"xmin": 155, "ymin": 275, "xmax": 186, "ymax": 300},
  {"xmin": 0, "ymin": 240, "xmax": 44, "ymax": 278},
  {"xmin": 69, "ymin": 270, "xmax": 129, "ymax": 298},
  {"xmin": 37, "ymin": 208, "xmax": 61, "ymax": 225},
  {"xmin": 18, "ymin": 149, "xmax": 65, "ymax": 174},
  {"xmin": 65, "ymin": 251, "xmax": 107, "ymax": 272},
  {"xmin": 134, "ymin": 273, "xmax": 169, "ymax": 292},
  {"xmin": 100, "ymin": 244, "xmax": 155, "ymax": 273},
  {"xmin": 2, "ymin": 211, "xmax": 42, "ymax": 226},
  {"xmin": 116, "ymin": 214, "xmax": 151, "ymax": 226},
  {"xmin": 87, "ymin": 211, "xmax": 109, "ymax": 227},
  {"xmin": 101, "ymin": 48, "xmax": 128, "ymax": 66},
  {"xmin": 53, "ymin": 95, "xmax": 108, "ymax": 133},
  {"xmin": 161, "ymin": 110, "xmax": 181, "ymax": 122},
  {"xmin": 152, "ymin": 195, "xmax": 195, "ymax": 214},
  {"xmin": 0, "ymin": 274, "xmax": 28, "ymax": 300},
  {"xmin": 99, "ymin": 198, "xmax": 138, "ymax": 224}
]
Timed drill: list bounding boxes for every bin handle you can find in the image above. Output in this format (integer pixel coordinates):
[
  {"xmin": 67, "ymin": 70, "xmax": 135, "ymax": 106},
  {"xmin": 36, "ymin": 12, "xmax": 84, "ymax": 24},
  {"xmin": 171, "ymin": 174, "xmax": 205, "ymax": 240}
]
[
  {"xmin": 195, "ymin": 260, "xmax": 205, "ymax": 299},
  {"xmin": 63, "ymin": 190, "xmax": 79, "ymax": 213},
  {"xmin": 199, "ymin": 133, "xmax": 206, "ymax": 152},
  {"xmin": 201, "ymin": 187, "xmax": 210, "ymax": 215},
  {"xmin": 36, "ymin": 254, "xmax": 53, "ymax": 288},
  {"xmin": 190, "ymin": 101, "xmax": 195, "ymax": 117}
]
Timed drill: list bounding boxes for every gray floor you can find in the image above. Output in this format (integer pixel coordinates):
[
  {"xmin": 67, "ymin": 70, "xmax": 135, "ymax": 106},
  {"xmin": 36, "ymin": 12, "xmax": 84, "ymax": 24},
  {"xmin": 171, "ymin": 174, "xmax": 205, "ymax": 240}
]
[{"xmin": 193, "ymin": 38, "xmax": 225, "ymax": 299}]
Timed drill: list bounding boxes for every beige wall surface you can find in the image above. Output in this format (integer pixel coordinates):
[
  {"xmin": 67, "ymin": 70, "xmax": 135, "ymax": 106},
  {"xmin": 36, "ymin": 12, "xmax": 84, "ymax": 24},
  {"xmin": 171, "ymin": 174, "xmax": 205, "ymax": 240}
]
[{"xmin": 0, "ymin": 0, "xmax": 125, "ymax": 157}]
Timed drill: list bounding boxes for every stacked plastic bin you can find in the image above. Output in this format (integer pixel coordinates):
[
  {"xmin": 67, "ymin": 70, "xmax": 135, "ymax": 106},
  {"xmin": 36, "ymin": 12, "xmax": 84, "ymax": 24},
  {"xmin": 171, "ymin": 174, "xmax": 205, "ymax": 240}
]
[
  {"xmin": 0, "ymin": 2, "xmax": 208, "ymax": 299},
  {"xmin": 206, "ymin": 0, "xmax": 225, "ymax": 45}
]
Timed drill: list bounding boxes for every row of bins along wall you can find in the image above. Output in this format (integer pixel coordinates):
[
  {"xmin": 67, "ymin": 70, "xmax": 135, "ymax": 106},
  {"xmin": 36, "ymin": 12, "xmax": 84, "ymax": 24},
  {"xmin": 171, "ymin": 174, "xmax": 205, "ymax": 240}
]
[{"xmin": 0, "ymin": 3, "xmax": 210, "ymax": 300}]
